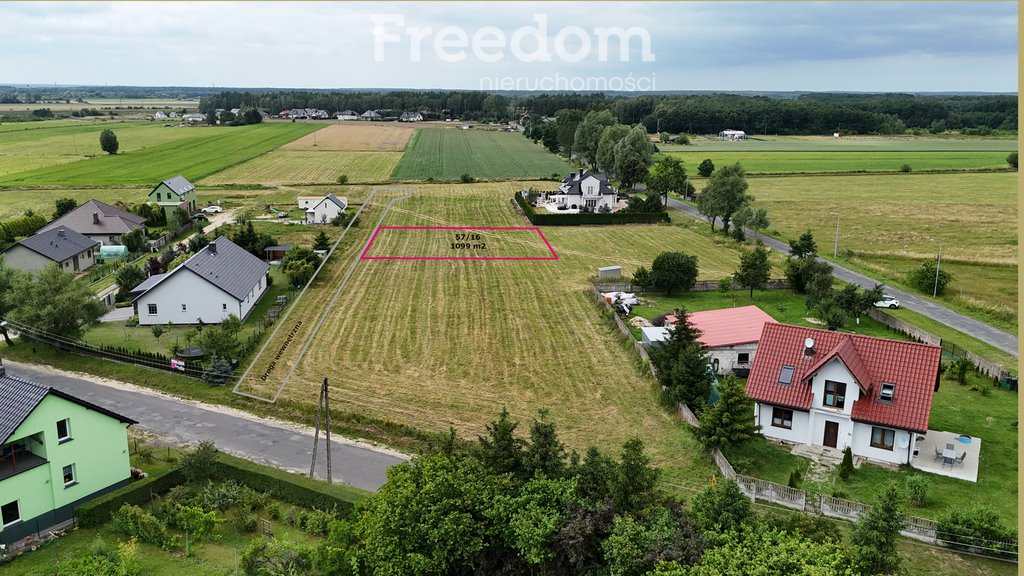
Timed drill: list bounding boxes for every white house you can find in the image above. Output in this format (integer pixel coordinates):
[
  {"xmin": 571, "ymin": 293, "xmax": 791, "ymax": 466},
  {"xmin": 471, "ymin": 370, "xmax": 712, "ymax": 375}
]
[
  {"xmin": 298, "ymin": 194, "xmax": 347, "ymax": 224},
  {"xmin": 686, "ymin": 305, "xmax": 775, "ymax": 376},
  {"xmin": 360, "ymin": 110, "xmax": 382, "ymax": 120},
  {"xmin": 399, "ymin": 111, "xmax": 424, "ymax": 122},
  {"xmin": 1, "ymin": 227, "xmax": 99, "ymax": 274},
  {"xmin": 745, "ymin": 323, "xmax": 942, "ymax": 465},
  {"xmin": 335, "ymin": 110, "xmax": 360, "ymax": 121},
  {"xmin": 153, "ymin": 111, "xmax": 167, "ymax": 120},
  {"xmin": 719, "ymin": 129, "xmax": 747, "ymax": 141},
  {"xmin": 130, "ymin": 237, "xmax": 270, "ymax": 326},
  {"xmin": 540, "ymin": 169, "xmax": 617, "ymax": 212}
]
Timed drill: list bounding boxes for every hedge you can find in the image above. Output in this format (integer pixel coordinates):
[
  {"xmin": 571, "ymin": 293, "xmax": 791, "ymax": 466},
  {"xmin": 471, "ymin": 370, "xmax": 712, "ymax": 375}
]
[
  {"xmin": 514, "ymin": 191, "xmax": 670, "ymax": 226},
  {"xmin": 0, "ymin": 213, "xmax": 47, "ymax": 241},
  {"xmin": 76, "ymin": 466, "xmax": 186, "ymax": 527},
  {"xmin": 212, "ymin": 453, "xmax": 369, "ymax": 516}
]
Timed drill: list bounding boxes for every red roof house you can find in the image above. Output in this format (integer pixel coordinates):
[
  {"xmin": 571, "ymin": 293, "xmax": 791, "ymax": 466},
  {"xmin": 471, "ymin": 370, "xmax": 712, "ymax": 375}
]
[
  {"xmin": 685, "ymin": 305, "xmax": 775, "ymax": 375},
  {"xmin": 745, "ymin": 322, "xmax": 942, "ymax": 465}
]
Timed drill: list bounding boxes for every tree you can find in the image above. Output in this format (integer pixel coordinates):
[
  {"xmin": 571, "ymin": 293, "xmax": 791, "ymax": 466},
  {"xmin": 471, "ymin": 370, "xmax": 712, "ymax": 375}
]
[
  {"xmin": 113, "ymin": 263, "xmax": 144, "ymax": 303},
  {"xmin": 218, "ymin": 109, "xmax": 236, "ymax": 125},
  {"xmin": 150, "ymin": 324, "xmax": 165, "ymax": 341},
  {"xmin": 836, "ymin": 283, "xmax": 883, "ymax": 324},
  {"xmin": 555, "ymin": 108, "xmax": 585, "ymax": 155},
  {"xmin": 573, "ymin": 109, "xmax": 616, "ymax": 168},
  {"xmin": 695, "ymin": 374, "xmax": 759, "ymax": 449},
  {"xmin": 788, "ymin": 230, "xmax": 818, "ymax": 259},
  {"xmin": 180, "ymin": 441, "xmax": 219, "ymax": 483},
  {"xmin": 9, "ymin": 265, "xmax": 106, "ymax": 340},
  {"xmin": 524, "ymin": 409, "xmax": 566, "ymax": 479},
  {"xmin": 187, "ymin": 232, "xmax": 209, "ymax": 253},
  {"xmin": 664, "ymin": 527, "xmax": 858, "ymax": 576},
  {"xmin": 838, "ymin": 446, "xmax": 854, "ymax": 480},
  {"xmin": 616, "ymin": 153, "xmax": 649, "ymax": 191},
  {"xmin": 647, "ymin": 156, "xmax": 687, "ymax": 207},
  {"xmin": 596, "ymin": 124, "xmax": 630, "ymax": 174},
  {"xmin": 241, "ymin": 537, "xmax": 314, "ymax": 576},
  {"xmin": 282, "ymin": 247, "xmax": 321, "ymax": 288},
  {"xmin": 851, "ymin": 483, "xmax": 904, "ymax": 575},
  {"xmin": 612, "ymin": 438, "xmax": 659, "ymax": 515},
  {"xmin": 602, "ymin": 504, "xmax": 705, "ymax": 576},
  {"xmin": 195, "ymin": 316, "xmax": 242, "ymax": 360},
  {"xmin": 664, "ymin": 342, "xmax": 714, "ymax": 410},
  {"xmin": 0, "ymin": 260, "xmax": 29, "ymax": 345},
  {"xmin": 697, "ymin": 158, "xmax": 714, "ymax": 177},
  {"xmin": 99, "ymin": 129, "xmax": 119, "ymax": 154},
  {"xmin": 313, "ymin": 230, "xmax": 331, "ymax": 251},
  {"xmin": 690, "ymin": 479, "xmax": 753, "ymax": 534},
  {"xmin": 53, "ymin": 198, "xmax": 78, "ymax": 219},
  {"xmin": 734, "ymin": 244, "xmax": 771, "ymax": 297},
  {"xmin": 698, "ymin": 162, "xmax": 749, "ymax": 235},
  {"xmin": 650, "ymin": 251, "xmax": 698, "ymax": 296},
  {"xmin": 906, "ymin": 259, "xmax": 952, "ymax": 296},
  {"xmin": 478, "ymin": 407, "xmax": 526, "ymax": 478},
  {"xmin": 120, "ymin": 229, "xmax": 147, "ymax": 253},
  {"xmin": 732, "ymin": 204, "xmax": 770, "ymax": 240},
  {"xmin": 202, "ymin": 355, "xmax": 234, "ymax": 385},
  {"xmin": 1008, "ymin": 151, "xmax": 1018, "ymax": 170},
  {"xmin": 631, "ymin": 266, "xmax": 652, "ymax": 289},
  {"xmin": 785, "ymin": 256, "xmax": 833, "ymax": 295}
]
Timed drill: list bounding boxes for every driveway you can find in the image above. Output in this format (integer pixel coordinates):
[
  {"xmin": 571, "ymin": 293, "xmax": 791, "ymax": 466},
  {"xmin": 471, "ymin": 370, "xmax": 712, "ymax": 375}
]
[
  {"xmin": 3, "ymin": 361, "xmax": 407, "ymax": 491},
  {"xmin": 99, "ymin": 306, "xmax": 133, "ymax": 323},
  {"xmin": 666, "ymin": 197, "xmax": 1018, "ymax": 358}
]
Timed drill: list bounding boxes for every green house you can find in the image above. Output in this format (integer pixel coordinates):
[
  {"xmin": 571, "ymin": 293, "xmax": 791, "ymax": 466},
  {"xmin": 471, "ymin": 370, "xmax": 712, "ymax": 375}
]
[
  {"xmin": 0, "ymin": 369, "xmax": 136, "ymax": 545},
  {"xmin": 147, "ymin": 175, "xmax": 197, "ymax": 220}
]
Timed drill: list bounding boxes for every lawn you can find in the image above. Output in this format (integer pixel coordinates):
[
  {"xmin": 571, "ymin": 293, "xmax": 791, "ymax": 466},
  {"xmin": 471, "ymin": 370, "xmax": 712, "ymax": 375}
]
[
  {"xmin": 391, "ymin": 128, "xmax": 569, "ymax": 181},
  {"xmin": 662, "ymin": 150, "xmax": 1012, "ymax": 173},
  {"xmin": 235, "ymin": 181, "xmax": 775, "ymax": 487},
  {"xmin": 0, "ymin": 123, "xmax": 321, "ymax": 186},
  {"xmin": 745, "ymin": 171, "xmax": 1017, "ymax": 328},
  {"xmin": 201, "ymin": 150, "xmax": 402, "ymax": 185}
]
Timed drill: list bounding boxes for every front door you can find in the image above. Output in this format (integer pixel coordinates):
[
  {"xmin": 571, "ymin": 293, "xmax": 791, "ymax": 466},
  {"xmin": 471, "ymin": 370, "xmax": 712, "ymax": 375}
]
[{"xmin": 823, "ymin": 421, "xmax": 839, "ymax": 448}]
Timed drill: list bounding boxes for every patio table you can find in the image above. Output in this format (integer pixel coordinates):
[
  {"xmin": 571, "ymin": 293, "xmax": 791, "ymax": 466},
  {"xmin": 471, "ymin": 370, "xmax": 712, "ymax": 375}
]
[{"xmin": 942, "ymin": 443, "xmax": 956, "ymax": 466}]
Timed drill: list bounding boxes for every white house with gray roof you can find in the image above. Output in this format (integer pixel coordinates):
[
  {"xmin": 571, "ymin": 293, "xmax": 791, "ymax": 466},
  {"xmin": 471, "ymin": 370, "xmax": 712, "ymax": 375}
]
[
  {"xmin": 298, "ymin": 194, "xmax": 347, "ymax": 224},
  {"xmin": 1, "ymin": 227, "xmax": 99, "ymax": 274},
  {"xmin": 148, "ymin": 175, "xmax": 197, "ymax": 220},
  {"xmin": 130, "ymin": 236, "xmax": 270, "ymax": 326}
]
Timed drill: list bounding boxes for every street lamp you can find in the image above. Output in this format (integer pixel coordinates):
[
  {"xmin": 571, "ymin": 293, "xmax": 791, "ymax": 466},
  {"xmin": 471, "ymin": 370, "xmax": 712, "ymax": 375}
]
[
  {"xmin": 933, "ymin": 239, "xmax": 943, "ymax": 297},
  {"xmin": 832, "ymin": 213, "xmax": 840, "ymax": 258}
]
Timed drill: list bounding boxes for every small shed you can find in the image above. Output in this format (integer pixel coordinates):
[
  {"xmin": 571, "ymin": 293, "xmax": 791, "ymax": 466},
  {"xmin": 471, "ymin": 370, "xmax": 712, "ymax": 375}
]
[
  {"xmin": 597, "ymin": 265, "xmax": 622, "ymax": 279},
  {"xmin": 641, "ymin": 327, "xmax": 672, "ymax": 346},
  {"xmin": 264, "ymin": 244, "xmax": 294, "ymax": 262}
]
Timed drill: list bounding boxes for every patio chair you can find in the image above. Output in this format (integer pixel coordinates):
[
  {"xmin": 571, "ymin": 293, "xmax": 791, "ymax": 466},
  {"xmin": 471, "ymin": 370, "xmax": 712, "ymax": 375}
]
[
  {"xmin": 955, "ymin": 452, "xmax": 967, "ymax": 466},
  {"xmin": 934, "ymin": 447, "xmax": 943, "ymax": 460}
]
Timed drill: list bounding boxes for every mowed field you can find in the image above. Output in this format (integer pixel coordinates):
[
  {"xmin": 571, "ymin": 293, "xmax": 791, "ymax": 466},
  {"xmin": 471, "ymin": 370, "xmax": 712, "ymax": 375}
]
[
  {"xmin": 391, "ymin": 128, "xmax": 570, "ymax": 181},
  {"xmin": 0, "ymin": 98, "xmax": 198, "ymax": 112},
  {"xmin": 200, "ymin": 150, "xmax": 402, "ymax": 185},
  {"xmin": 748, "ymin": 172, "xmax": 1018, "ymax": 329},
  {"xmin": 281, "ymin": 123, "xmax": 413, "ymax": 151},
  {"xmin": 236, "ymin": 182, "xmax": 770, "ymax": 483},
  {"xmin": 663, "ymin": 150, "xmax": 1012, "ymax": 173},
  {"xmin": 0, "ymin": 123, "xmax": 321, "ymax": 186}
]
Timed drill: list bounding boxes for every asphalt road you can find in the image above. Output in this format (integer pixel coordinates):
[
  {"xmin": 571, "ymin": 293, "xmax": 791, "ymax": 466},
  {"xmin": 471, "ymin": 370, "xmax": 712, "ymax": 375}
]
[
  {"xmin": 666, "ymin": 198, "xmax": 1018, "ymax": 358},
  {"xmin": 5, "ymin": 361, "xmax": 407, "ymax": 491}
]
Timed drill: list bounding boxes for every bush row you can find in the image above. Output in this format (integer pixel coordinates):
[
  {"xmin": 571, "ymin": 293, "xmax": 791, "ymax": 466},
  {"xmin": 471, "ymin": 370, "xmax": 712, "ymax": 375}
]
[
  {"xmin": 76, "ymin": 466, "xmax": 186, "ymax": 527},
  {"xmin": 211, "ymin": 454, "xmax": 367, "ymax": 517},
  {"xmin": 0, "ymin": 213, "xmax": 47, "ymax": 241},
  {"xmin": 514, "ymin": 191, "xmax": 669, "ymax": 226}
]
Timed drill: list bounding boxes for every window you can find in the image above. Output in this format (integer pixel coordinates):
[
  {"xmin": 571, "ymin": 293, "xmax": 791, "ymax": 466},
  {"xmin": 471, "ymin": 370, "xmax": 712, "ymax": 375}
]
[
  {"xmin": 778, "ymin": 365, "xmax": 794, "ymax": 385},
  {"xmin": 824, "ymin": 380, "xmax": 846, "ymax": 409},
  {"xmin": 56, "ymin": 418, "xmax": 71, "ymax": 443},
  {"xmin": 879, "ymin": 382, "xmax": 895, "ymax": 403},
  {"xmin": 156, "ymin": 192, "xmax": 161, "ymax": 201},
  {"xmin": 147, "ymin": 304, "xmax": 158, "ymax": 315},
  {"xmin": 181, "ymin": 304, "xmax": 187, "ymax": 311},
  {"xmin": 737, "ymin": 353, "xmax": 750, "ymax": 364},
  {"xmin": 771, "ymin": 407, "xmax": 793, "ymax": 429},
  {"xmin": 222, "ymin": 303, "xmax": 227, "ymax": 311},
  {"xmin": 62, "ymin": 464, "xmax": 77, "ymax": 487},
  {"xmin": 1, "ymin": 500, "xmax": 20, "ymax": 527},
  {"xmin": 870, "ymin": 427, "xmax": 895, "ymax": 450}
]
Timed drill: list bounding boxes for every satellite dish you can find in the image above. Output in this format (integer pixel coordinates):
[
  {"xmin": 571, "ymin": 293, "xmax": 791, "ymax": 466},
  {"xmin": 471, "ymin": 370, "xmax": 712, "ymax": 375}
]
[
  {"xmin": 897, "ymin": 436, "xmax": 909, "ymax": 448},
  {"xmin": 804, "ymin": 337, "xmax": 815, "ymax": 349}
]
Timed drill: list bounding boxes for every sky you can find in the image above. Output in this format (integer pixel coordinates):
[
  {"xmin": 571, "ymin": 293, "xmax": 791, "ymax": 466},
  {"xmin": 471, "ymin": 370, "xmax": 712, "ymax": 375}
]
[{"xmin": 0, "ymin": 2, "xmax": 1017, "ymax": 92}]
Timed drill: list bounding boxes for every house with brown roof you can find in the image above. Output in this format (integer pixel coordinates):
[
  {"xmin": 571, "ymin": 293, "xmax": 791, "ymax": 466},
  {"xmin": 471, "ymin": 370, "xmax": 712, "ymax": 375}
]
[{"xmin": 745, "ymin": 323, "xmax": 942, "ymax": 465}]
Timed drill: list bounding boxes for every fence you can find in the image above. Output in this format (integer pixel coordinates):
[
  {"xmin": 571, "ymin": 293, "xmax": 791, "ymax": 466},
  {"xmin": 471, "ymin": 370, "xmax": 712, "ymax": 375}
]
[
  {"xmin": 593, "ymin": 279, "xmax": 789, "ymax": 294},
  {"xmin": 590, "ymin": 284, "xmax": 658, "ymax": 379},
  {"xmin": 515, "ymin": 191, "xmax": 670, "ymax": 226},
  {"xmin": 866, "ymin": 308, "xmax": 1012, "ymax": 380}
]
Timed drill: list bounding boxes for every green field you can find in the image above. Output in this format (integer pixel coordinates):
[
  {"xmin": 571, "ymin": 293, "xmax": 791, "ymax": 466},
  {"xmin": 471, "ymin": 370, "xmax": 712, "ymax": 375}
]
[
  {"xmin": 744, "ymin": 172, "xmax": 1018, "ymax": 329},
  {"xmin": 201, "ymin": 150, "xmax": 402, "ymax": 185},
  {"xmin": 663, "ymin": 150, "xmax": 1011, "ymax": 173},
  {"xmin": 391, "ymin": 128, "xmax": 569, "ymax": 181},
  {"xmin": 660, "ymin": 135, "xmax": 1018, "ymax": 152},
  {"xmin": 0, "ymin": 98, "xmax": 198, "ymax": 113},
  {"xmin": 0, "ymin": 123, "xmax": 320, "ymax": 186}
]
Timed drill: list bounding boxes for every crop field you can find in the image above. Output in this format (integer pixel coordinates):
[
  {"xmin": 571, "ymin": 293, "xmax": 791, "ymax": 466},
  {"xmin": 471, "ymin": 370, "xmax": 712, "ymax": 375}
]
[
  {"xmin": 662, "ymin": 150, "xmax": 1012, "ymax": 173},
  {"xmin": 0, "ymin": 121, "xmax": 215, "ymax": 177},
  {"xmin": 747, "ymin": 172, "xmax": 1018, "ymax": 327},
  {"xmin": 360, "ymin": 226, "xmax": 557, "ymax": 260},
  {"xmin": 0, "ymin": 187, "xmax": 151, "ymax": 220},
  {"xmin": 200, "ymin": 150, "xmax": 402, "ymax": 185},
  {"xmin": 391, "ymin": 128, "xmax": 569, "ymax": 181},
  {"xmin": 235, "ymin": 182, "xmax": 775, "ymax": 483},
  {"xmin": 659, "ymin": 135, "xmax": 1018, "ymax": 152},
  {"xmin": 0, "ymin": 122, "xmax": 320, "ymax": 186},
  {"xmin": 0, "ymin": 98, "xmax": 198, "ymax": 112},
  {"xmin": 281, "ymin": 123, "xmax": 414, "ymax": 151}
]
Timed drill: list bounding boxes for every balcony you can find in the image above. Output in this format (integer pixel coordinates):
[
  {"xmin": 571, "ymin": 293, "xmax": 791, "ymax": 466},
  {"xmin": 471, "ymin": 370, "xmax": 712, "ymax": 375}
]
[{"xmin": 0, "ymin": 443, "xmax": 47, "ymax": 482}]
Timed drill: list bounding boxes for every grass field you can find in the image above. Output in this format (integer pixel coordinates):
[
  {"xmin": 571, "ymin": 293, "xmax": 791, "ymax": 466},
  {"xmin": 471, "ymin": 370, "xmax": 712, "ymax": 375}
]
[
  {"xmin": 234, "ymin": 182, "xmax": 773, "ymax": 486},
  {"xmin": 0, "ymin": 98, "xmax": 198, "ymax": 112},
  {"xmin": 659, "ymin": 135, "xmax": 1018, "ymax": 152},
  {"xmin": 0, "ymin": 123, "xmax": 321, "ymax": 186},
  {"xmin": 391, "ymin": 128, "xmax": 569, "ymax": 181},
  {"xmin": 0, "ymin": 121, "xmax": 213, "ymax": 177},
  {"xmin": 745, "ymin": 172, "xmax": 1017, "ymax": 327},
  {"xmin": 201, "ymin": 150, "xmax": 402, "ymax": 185},
  {"xmin": 361, "ymin": 226, "xmax": 557, "ymax": 260},
  {"xmin": 281, "ymin": 123, "xmax": 414, "ymax": 151},
  {"xmin": 662, "ymin": 150, "xmax": 1012, "ymax": 173}
]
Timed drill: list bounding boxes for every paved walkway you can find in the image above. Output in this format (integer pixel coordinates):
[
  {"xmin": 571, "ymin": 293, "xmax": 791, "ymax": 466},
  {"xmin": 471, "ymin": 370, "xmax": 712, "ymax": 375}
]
[
  {"xmin": 666, "ymin": 198, "xmax": 1018, "ymax": 358},
  {"xmin": 4, "ymin": 360, "xmax": 407, "ymax": 491},
  {"xmin": 100, "ymin": 306, "xmax": 133, "ymax": 323}
]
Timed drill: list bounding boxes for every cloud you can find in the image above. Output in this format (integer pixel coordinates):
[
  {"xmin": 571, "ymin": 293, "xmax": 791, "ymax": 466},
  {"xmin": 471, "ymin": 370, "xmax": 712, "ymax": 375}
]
[{"xmin": 0, "ymin": 2, "xmax": 1016, "ymax": 91}]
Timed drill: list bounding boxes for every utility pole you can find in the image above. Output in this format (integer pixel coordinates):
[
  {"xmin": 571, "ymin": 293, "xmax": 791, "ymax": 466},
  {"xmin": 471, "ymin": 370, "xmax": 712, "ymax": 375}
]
[
  {"xmin": 932, "ymin": 240, "xmax": 943, "ymax": 297},
  {"xmin": 309, "ymin": 378, "xmax": 332, "ymax": 483},
  {"xmin": 833, "ymin": 213, "xmax": 840, "ymax": 258}
]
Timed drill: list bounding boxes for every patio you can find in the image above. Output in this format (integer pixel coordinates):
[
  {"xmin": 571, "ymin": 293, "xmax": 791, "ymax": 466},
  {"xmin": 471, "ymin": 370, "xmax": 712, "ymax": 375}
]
[{"xmin": 910, "ymin": 429, "xmax": 980, "ymax": 482}]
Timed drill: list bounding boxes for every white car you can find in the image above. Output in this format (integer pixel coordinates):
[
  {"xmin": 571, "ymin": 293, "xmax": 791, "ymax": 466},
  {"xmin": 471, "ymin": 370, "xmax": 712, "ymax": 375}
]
[
  {"xmin": 202, "ymin": 205, "xmax": 223, "ymax": 214},
  {"xmin": 875, "ymin": 295, "xmax": 900, "ymax": 309}
]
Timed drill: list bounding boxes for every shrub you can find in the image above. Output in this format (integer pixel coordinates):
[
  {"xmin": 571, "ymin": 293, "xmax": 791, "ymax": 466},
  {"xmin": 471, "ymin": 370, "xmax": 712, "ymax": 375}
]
[
  {"xmin": 211, "ymin": 453, "xmax": 365, "ymax": 515},
  {"xmin": 237, "ymin": 485, "xmax": 270, "ymax": 512},
  {"xmin": 945, "ymin": 356, "xmax": 973, "ymax": 385},
  {"xmin": 181, "ymin": 441, "xmax": 219, "ymax": 483},
  {"xmin": 899, "ymin": 163, "xmax": 912, "ymax": 173},
  {"xmin": 203, "ymin": 479, "xmax": 241, "ymax": 511},
  {"xmin": 787, "ymin": 468, "xmax": 802, "ymax": 488},
  {"xmin": 112, "ymin": 504, "xmax": 168, "ymax": 547},
  {"xmin": 76, "ymin": 466, "xmax": 185, "ymax": 527},
  {"xmin": 937, "ymin": 505, "xmax": 1018, "ymax": 558},
  {"xmin": 904, "ymin": 474, "xmax": 930, "ymax": 507},
  {"xmin": 838, "ymin": 446, "xmax": 854, "ymax": 479},
  {"xmin": 906, "ymin": 259, "xmax": 952, "ymax": 296},
  {"xmin": 284, "ymin": 506, "xmax": 309, "ymax": 529},
  {"xmin": 235, "ymin": 509, "xmax": 259, "ymax": 533},
  {"xmin": 266, "ymin": 502, "xmax": 281, "ymax": 520},
  {"xmin": 302, "ymin": 508, "xmax": 336, "ymax": 536},
  {"xmin": 1006, "ymin": 151, "xmax": 1017, "ymax": 170},
  {"xmin": 336, "ymin": 174, "xmax": 348, "ymax": 184},
  {"xmin": 460, "ymin": 173, "xmax": 476, "ymax": 183}
]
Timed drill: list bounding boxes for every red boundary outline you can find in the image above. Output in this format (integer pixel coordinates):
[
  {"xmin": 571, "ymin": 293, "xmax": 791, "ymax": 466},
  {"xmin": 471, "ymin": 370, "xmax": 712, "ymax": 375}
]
[{"xmin": 360, "ymin": 226, "xmax": 558, "ymax": 261}]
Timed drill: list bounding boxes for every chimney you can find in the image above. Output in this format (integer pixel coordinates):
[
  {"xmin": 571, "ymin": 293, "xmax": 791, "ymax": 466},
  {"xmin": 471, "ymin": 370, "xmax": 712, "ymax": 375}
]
[
  {"xmin": 93, "ymin": 212, "xmax": 100, "ymax": 225},
  {"xmin": 578, "ymin": 168, "xmax": 584, "ymax": 179},
  {"xmin": 0, "ymin": 358, "xmax": 5, "ymax": 377},
  {"xmin": 208, "ymin": 242, "xmax": 217, "ymax": 255},
  {"xmin": 57, "ymin": 229, "xmax": 66, "ymax": 238}
]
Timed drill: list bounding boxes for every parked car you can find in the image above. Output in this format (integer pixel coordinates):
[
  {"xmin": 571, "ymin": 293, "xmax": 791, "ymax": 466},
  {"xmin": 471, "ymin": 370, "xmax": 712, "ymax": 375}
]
[
  {"xmin": 874, "ymin": 295, "xmax": 900, "ymax": 309},
  {"xmin": 202, "ymin": 205, "xmax": 223, "ymax": 214},
  {"xmin": 277, "ymin": 212, "xmax": 289, "ymax": 218},
  {"xmin": 190, "ymin": 213, "xmax": 209, "ymax": 222}
]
